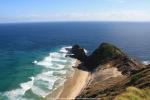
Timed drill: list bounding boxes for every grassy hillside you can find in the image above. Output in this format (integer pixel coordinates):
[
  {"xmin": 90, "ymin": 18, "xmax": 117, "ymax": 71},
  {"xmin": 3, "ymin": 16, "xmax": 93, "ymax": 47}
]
[{"xmin": 115, "ymin": 87, "xmax": 150, "ymax": 100}]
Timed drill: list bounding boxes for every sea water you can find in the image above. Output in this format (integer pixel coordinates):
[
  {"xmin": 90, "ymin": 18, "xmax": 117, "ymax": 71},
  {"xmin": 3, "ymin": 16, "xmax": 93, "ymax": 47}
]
[
  {"xmin": 0, "ymin": 22, "xmax": 150, "ymax": 100},
  {"xmin": 0, "ymin": 46, "xmax": 76, "ymax": 100}
]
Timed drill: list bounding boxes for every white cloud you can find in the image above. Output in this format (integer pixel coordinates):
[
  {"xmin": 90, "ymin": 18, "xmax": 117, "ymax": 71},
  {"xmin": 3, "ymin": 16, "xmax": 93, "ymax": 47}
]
[
  {"xmin": 0, "ymin": 10, "xmax": 150, "ymax": 22},
  {"xmin": 106, "ymin": 0, "xmax": 128, "ymax": 3},
  {"xmin": 55, "ymin": 10, "xmax": 150, "ymax": 21},
  {"xmin": 119, "ymin": 0, "xmax": 126, "ymax": 3}
]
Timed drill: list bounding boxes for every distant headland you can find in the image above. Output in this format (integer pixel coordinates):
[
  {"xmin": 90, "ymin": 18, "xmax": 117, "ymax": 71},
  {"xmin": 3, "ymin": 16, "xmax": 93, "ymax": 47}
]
[{"xmin": 52, "ymin": 42, "xmax": 150, "ymax": 100}]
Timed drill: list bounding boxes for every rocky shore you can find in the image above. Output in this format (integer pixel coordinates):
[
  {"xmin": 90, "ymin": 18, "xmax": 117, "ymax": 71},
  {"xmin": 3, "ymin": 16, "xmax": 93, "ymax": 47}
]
[
  {"xmin": 69, "ymin": 42, "xmax": 150, "ymax": 100},
  {"xmin": 46, "ymin": 42, "xmax": 150, "ymax": 100}
]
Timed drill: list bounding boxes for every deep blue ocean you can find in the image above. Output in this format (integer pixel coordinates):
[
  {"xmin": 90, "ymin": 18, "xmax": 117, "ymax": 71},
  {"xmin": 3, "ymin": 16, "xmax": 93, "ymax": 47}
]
[{"xmin": 0, "ymin": 22, "xmax": 150, "ymax": 100}]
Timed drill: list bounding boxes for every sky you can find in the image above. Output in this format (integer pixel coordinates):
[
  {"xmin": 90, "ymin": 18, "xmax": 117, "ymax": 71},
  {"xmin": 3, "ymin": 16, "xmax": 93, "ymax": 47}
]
[{"xmin": 0, "ymin": 0, "xmax": 150, "ymax": 23}]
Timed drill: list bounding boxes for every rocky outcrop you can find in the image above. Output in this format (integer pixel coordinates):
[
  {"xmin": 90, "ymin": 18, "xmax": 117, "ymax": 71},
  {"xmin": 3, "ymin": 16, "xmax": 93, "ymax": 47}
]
[
  {"xmin": 70, "ymin": 43, "xmax": 144, "ymax": 74},
  {"xmin": 69, "ymin": 45, "xmax": 87, "ymax": 61},
  {"xmin": 74, "ymin": 42, "xmax": 149, "ymax": 100},
  {"xmin": 84, "ymin": 43, "xmax": 127, "ymax": 69},
  {"xmin": 85, "ymin": 43, "xmax": 127, "ymax": 66}
]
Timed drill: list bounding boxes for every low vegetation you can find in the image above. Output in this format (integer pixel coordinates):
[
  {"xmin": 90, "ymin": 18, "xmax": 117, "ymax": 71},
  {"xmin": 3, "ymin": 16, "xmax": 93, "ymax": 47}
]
[
  {"xmin": 115, "ymin": 87, "xmax": 150, "ymax": 100},
  {"xmin": 76, "ymin": 43, "xmax": 150, "ymax": 99}
]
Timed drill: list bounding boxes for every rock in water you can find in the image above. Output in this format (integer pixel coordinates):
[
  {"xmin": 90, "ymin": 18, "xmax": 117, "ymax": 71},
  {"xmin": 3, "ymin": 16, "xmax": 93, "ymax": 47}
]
[{"xmin": 69, "ymin": 45, "xmax": 87, "ymax": 61}]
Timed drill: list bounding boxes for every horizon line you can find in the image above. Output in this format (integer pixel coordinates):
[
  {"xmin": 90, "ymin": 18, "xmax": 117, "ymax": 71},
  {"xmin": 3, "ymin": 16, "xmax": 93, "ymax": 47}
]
[{"xmin": 1, "ymin": 20, "xmax": 150, "ymax": 24}]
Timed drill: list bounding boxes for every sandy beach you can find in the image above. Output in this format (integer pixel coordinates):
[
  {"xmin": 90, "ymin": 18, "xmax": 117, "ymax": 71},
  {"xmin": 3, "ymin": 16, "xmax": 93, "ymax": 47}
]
[{"xmin": 45, "ymin": 60, "xmax": 91, "ymax": 100}]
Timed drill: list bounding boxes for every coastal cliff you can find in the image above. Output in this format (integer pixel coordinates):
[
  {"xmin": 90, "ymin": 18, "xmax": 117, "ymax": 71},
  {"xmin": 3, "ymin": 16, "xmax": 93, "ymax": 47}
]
[{"xmin": 69, "ymin": 43, "xmax": 150, "ymax": 100}]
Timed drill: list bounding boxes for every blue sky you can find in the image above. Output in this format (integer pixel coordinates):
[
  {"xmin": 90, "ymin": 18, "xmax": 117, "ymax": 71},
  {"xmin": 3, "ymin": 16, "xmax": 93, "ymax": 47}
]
[{"xmin": 0, "ymin": 0, "xmax": 150, "ymax": 23}]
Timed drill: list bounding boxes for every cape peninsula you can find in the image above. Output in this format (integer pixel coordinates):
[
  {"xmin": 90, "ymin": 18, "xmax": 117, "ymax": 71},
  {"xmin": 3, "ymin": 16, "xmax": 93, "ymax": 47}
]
[{"xmin": 58, "ymin": 42, "xmax": 150, "ymax": 100}]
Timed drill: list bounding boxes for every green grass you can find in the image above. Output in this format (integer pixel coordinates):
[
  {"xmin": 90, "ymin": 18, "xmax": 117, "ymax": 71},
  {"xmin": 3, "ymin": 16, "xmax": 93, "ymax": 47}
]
[{"xmin": 115, "ymin": 87, "xmax": 150, "ymax": 100}]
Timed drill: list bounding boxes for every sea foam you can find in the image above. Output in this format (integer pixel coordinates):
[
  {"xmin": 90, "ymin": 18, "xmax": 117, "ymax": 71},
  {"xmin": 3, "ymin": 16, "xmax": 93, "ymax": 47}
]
[
  {"xmin": 142, "ymin": 60, "xmax": 150, "ymax": 65},
  {"xmin": 2, "ymin": 77, "xmax": 34, "ymax": 100},
  {"xmin": 1, "ymin": 46, "xmax": 76, "ymax": 100}
]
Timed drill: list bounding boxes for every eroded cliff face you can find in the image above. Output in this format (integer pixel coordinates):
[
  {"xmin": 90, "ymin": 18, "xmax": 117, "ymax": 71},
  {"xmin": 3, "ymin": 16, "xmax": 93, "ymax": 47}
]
[
  {"xmin": 69, "ymin": 43, "xmax": 149, "ymax": 100},
  {"xmin": 76, "ymin": 65, "xmax": 150, "ymax": 100}
]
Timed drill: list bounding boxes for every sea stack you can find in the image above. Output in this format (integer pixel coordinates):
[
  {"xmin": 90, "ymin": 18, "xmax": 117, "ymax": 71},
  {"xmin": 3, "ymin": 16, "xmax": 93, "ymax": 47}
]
[{"xmin": 69, "ymin": 44, "xmax": 87, "ymax": 62}]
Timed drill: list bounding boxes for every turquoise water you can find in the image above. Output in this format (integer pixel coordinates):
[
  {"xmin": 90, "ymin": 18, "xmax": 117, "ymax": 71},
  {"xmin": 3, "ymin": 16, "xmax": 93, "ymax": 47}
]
[
  {"xmin": 0, "ymin": 46, "xmax": 76, "ymax": 100},
  {"xmin": 0, "ymin": 22, "xmax": 150, "ymax": 100}
]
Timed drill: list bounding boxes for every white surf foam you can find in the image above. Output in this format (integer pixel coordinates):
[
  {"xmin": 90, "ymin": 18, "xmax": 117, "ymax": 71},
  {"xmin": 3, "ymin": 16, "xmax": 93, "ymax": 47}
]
[
  {"xmin": 142, "ymin": 60, "xmax": 150, "ymax": 65},
  {"xmin": 31, "ymin": 85, "xmax": 49, "ymax": 97},
  {"xmin": 33, "ymin": 60, "xmax": 38, "ymax": 64},
  {"xmin": 2, "ymin": 46, "xmax": 78, "ymax": 99},
  {"xmin": 36, "ymin": 54, "xmax": 52, "ymax": 67},
  {"xmin": 3, "ymin": 77, "xmax": 34, "ymax": 100},
  {"xmin": 84, "ymin": 49, "xmax": 88, "ymax": 54},
  {"xmin": 20, "ymin": 77, "xmax": 34, "ymax": 91},
  {"xmin": 35, "ymin": 49, "xmax": 69, "ymax": 68},
  {"xmin": 59, "ymin": 46, "xmax": 72, "ymax": 53},
  {"xmin": 30, "ymin": 46, "xmax": 77, "ymax": 98}
]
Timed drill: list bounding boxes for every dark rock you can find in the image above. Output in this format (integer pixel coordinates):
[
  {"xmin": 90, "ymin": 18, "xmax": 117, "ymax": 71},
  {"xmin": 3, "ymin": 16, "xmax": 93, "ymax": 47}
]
[
  {"xmin": 85, "ymin": 43, "xmax": 127, "ymax": 69},
  {"xmin": 69, "ymin": 45, "xmax": 87, "ymax": 61}
]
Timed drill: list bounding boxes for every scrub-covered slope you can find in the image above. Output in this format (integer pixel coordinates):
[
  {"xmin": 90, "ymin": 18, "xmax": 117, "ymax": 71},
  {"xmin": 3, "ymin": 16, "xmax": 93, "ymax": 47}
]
[{"xmin": 74, "ymin": 43, "xmax": 149, "ymax": 100}]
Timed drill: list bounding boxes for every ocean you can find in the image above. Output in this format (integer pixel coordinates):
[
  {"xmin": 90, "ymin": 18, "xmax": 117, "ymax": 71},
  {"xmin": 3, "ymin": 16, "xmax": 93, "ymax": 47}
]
[{"xmin": 0, "ymin": 22, "xmax": 150, "ymax": 100}]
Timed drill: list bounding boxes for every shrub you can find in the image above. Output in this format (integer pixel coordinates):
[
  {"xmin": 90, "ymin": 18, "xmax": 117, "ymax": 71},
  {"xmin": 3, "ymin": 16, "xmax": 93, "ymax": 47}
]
[{"xmin": 115, "ymin": 87, "xmax": 150, "ymax": 100}]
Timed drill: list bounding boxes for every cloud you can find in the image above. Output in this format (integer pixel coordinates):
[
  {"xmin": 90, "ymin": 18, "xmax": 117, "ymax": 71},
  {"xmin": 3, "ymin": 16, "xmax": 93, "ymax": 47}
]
[
  {"xmin": 0, "ymin": 10, "xmax": 150, "ymax": 22},
  {"xmin": 57, "ymin": 10, "xmax": 150, "ymax": 21},
  {"xmin": 119, "ymin": 0, "xmax": 126, "ymax": 3},
  {"xmin": 106, "ymin": 0, "xmax": 128, "ymax": 3}
]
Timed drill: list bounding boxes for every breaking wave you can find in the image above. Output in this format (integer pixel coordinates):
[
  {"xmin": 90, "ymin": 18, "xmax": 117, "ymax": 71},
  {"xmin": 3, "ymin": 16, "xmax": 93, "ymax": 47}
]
[
  {"xmin": 142, "ymin": 60, "xmax": 150, "ymax": 65},
  {"xmin": 0, "ymin": 46, "xmax": 76, "ymax": 100}
]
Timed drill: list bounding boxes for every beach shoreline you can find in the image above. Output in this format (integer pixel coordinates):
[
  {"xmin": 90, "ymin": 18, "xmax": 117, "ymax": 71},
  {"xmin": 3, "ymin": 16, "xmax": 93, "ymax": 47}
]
[{"xmin": 45, "ymin": 60, "xmax": 91, "ymax": 100}]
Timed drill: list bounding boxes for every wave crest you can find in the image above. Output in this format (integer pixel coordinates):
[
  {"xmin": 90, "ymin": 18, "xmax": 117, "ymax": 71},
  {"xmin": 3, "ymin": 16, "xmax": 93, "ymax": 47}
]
[
  {"xmin": 142, "ymin": 60, "xmax": 150, "ymax": 65},
  {"xmin": 1, "ymin": 46, "xmax": 77, "ymax": 100}
]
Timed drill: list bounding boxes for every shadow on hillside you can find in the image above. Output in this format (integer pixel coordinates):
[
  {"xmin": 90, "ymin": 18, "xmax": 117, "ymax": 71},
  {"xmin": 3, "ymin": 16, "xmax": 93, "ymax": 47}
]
[{"xmin": 74, "ymin": 62, "xmax": 92, "ymax": 72}]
